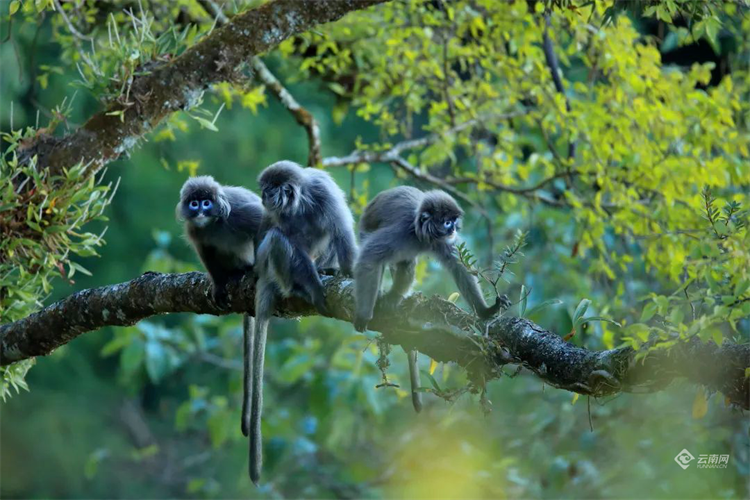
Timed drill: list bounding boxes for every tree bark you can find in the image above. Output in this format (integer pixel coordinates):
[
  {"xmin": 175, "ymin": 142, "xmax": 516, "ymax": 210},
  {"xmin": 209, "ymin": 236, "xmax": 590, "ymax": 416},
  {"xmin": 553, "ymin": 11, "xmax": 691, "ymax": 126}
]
[{"xmin": 1, "ymin": 271, "xmax": 747, "ymax": 409}]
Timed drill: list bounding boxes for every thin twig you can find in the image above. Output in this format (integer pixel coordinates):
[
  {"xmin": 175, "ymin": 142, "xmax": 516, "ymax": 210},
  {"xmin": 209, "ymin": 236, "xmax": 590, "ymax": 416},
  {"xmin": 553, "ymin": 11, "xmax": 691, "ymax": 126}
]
[
  {"xmin": 542, "ymin": 12, "xmax": 574, "ymax": 160},
  {"xmin": 199, "ymin": 0, "xmax": 322, "ymax": 166},
  {"xmin": 53, "ymin": 0, "xmax": 93, "ymax": 42}
]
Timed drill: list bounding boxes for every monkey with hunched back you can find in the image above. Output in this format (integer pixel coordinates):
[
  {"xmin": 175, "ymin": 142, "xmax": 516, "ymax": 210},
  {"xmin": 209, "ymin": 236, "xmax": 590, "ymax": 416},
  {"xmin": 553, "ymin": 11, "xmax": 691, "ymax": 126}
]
[
  {"xmin": 249, "ymin": 160, "xmax": 357, "ymax": 484},
  {"xmin": 353, "ymin": 186, "xmax": 509, "ymax": 411},
  {"xmin": 176, "ymin": 176, "xmax": 264, "ymax": 442}
]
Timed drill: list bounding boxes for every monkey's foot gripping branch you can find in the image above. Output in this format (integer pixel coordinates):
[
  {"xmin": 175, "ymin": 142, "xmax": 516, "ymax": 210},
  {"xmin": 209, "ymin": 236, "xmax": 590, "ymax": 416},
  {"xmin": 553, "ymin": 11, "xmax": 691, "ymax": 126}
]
[{"xmin": 1, "ymin": 271, "xmax": 748, "ymax": 409}]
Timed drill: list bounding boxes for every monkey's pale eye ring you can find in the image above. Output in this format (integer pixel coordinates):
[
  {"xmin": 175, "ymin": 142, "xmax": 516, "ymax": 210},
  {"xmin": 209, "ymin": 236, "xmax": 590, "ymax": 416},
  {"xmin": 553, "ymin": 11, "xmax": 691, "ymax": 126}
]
[
  {"xmin": 189, "ymin": 200, "xmax": 199, "ymax": 210},
  {"xmin": 443, "ymin": 220, "xmax": 453, "ymax": 229},
  {"xmin": 202, "ymin": 200, "xmax": 213, "ymax": 210}
]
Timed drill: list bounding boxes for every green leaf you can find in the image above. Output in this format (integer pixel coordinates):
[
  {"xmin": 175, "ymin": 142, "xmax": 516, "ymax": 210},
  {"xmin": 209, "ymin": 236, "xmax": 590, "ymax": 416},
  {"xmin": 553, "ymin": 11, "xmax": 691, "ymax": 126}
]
[
  {"xmin": 144, "ymin": 340, "xmax": 169, "ymax": 383},
  {"xmin": 207, "ymin": 410, "xmax": 230, "ymax": 448},
  {"xmin": 519, "ymin": 285, "xmax": 528, "ymax": 318},
  {"xmin": 69, "ymin": 261, "xmax": 92, "ymax": 276},
  {"xmin": 421, "ymin": 370, "xmax": 442, "ymax": 393},
  {"xmin": 582, "ymin": 316, "xmax": 621, "ymax": 328},
  {"xmin": 120, "ymin": 339, "xmax": 144, "ymax": 375},
  {"xmin": 525, "ymin": 299, "xmax": 562, "ymax": 318},
  {"xmin": 190, "ymin": 115, "xmax": 219, "ymax": 131},
  {"xmin": 573, "ymin": 299, "xmax": 591, "ymax": 325},
  {"xmin": 9, "ymin": 1, "xmax": 20, "ymax": 16},
  {"xmin": 712, "ymin": 330, "xmax": 723, "ymax": 346},
  {"xmin": 640, "ymin": 302, "xmax": 658, "ymax": 322}
]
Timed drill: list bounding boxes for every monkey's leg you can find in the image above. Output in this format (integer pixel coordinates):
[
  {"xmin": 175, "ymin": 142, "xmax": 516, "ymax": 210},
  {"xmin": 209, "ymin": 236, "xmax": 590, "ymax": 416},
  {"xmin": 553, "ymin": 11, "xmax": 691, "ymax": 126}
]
[
  {"xmin": 289, "ymin": 250, "xmax": 329, "ymax": 315},
  {"xmin": 381, "ymin": 260, "xmax": 416, "ymax": 309},
  {"xmin": 353, "ymin": 262, "xmax": 384, "ymax": 332},
  {"xmin": 260, "ymin": 228, "xmax": 295, "ymax": 290},
  {"xmin": 407, "ymin": 348, "xmax": 423, "ymax": 413},
  {"xmin": 241, "ymin": 314, "xmax": 254, "ymax": 437},
  {"xmin": 249, "ymin": 281, "xmax": 277, "ymax": 485}
]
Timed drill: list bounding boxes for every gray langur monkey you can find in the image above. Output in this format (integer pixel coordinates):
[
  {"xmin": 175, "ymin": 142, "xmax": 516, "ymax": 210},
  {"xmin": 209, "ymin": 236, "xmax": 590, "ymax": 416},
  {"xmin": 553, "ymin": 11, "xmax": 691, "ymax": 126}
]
[
  {"xmin": 176, "ymin": 176, "xmax": 264, "ymax": 441},
  {"xmin": 249, "ymin": 160, "xmax": 357, "ymax": 484},
  {"xmin": 353, "ymin": 186, "xmax": 509, "ymax": 412}
]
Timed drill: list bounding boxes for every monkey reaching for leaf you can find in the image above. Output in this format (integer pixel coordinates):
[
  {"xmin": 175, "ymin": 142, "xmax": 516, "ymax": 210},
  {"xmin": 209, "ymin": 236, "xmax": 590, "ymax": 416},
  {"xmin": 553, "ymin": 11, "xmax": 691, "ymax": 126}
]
[
  {"xmin": 176, "ymin": 176, "xmax": 264, "ymax": 441},
  {"xmin": 353, "ymin": 186, "xmax": 509, "ymax": 411}
]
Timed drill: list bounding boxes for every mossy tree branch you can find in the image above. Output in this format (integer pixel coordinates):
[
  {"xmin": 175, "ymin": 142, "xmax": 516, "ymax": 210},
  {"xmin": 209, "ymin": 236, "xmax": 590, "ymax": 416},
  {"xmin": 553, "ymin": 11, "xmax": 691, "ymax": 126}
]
[{"xmin": 1, "ymin": 271, "xmax": 747, "ymax": 409}]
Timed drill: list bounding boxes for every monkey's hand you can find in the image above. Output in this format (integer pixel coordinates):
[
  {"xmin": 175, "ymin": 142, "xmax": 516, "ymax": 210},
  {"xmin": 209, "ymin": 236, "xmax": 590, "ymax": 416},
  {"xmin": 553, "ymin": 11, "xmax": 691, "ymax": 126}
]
[
  {"xmin": 478, "ymin": 294, "xmax": 511, "ymax": 320},
  {"xmin": 311, "ymin": 293, "xmax": 330, "ymax": 317}
]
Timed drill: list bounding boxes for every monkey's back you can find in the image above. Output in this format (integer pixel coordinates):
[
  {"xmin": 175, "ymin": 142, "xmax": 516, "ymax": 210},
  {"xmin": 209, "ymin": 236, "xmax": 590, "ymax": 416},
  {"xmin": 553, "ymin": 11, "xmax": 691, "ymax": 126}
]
[{"xmin": 359, "ymin": 186, "xmax": 423, "ymax": 235}]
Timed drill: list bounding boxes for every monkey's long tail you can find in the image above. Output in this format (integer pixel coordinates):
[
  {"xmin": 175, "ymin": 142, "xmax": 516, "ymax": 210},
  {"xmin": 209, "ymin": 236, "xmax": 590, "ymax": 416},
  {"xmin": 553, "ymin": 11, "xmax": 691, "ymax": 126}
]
[
  {"xmin": 408, "ymin": 349, "xmax": 423, "ymax": 413},
  {"xmin": 249, "ymin": 313, "xmax": 269, "ymax": 485},
  {"xmin": 241, "ymin": 314, "xmax": 255, "ymax": 437}
]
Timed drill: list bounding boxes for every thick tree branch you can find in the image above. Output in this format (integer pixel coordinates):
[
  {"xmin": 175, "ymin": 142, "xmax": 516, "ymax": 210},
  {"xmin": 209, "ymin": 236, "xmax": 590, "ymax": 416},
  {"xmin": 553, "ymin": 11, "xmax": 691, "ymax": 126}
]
[
  {"xmin": 26, "ymin": 0, "xmax": 387, "ymax": 176},
  {"xmin": 1, "ymin": 272, "xmax": 747, "ymax": 409}
]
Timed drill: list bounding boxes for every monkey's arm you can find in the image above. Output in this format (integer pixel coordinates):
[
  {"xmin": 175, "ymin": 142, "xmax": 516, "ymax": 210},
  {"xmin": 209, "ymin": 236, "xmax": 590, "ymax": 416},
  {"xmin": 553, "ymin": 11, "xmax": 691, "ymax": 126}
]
[
  {"xmin": 354, "ymin": 229, "xmax": 401, "ymax": 331},
  {"xmin": 332, "ymin": 227, "xmax": 357, "ymax": 276},
  {"xmin": 196, "ymin": 244, "xmax": 234, "ymax": 304},
  {"xmin": 435, "ymin": 245, "xmax": 505, "ymax": 320},
  {"xmin": 258, "ymin": 229, "xmax": 329, "ymax": 315}
]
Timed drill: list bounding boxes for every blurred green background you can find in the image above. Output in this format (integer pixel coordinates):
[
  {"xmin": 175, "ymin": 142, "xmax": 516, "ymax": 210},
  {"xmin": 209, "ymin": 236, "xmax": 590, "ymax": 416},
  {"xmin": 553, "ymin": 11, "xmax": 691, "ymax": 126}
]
[{"xmin": 1, "ymin": 1, "xmax": 749, "ymax": 498}]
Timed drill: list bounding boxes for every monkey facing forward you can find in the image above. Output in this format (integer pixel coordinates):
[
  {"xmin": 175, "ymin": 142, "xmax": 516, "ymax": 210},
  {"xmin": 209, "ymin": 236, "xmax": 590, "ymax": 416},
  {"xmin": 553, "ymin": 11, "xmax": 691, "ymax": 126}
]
[
  {"xmin": 353, "ymin": 187, "xmax": 508, "ymax": 411},
  {"xmin": 249, "ymin": 160, "xmax": 357, "ymax": 484},
  {"xmin": 176, "ymin": 176, "xmax": 264, "ymax": 440}
]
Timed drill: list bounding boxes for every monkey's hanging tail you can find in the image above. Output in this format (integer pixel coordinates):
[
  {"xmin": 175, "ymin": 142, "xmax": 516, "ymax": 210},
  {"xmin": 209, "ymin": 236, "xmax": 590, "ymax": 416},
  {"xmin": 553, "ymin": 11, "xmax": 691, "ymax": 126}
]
[
  {"xmin": 241, "ymin": 314, "xmax": 255, "ymax": 437},
  {"xmin": 249, "ymin": 279, "xmax": 276, "ymax": 486},
  {"xmin": 408, "ymin": 349, "xmax": 423, "ymax": 413},
  {"xmin": 249, "ymin": 314, "xmax": 268, "ymax": 485}
]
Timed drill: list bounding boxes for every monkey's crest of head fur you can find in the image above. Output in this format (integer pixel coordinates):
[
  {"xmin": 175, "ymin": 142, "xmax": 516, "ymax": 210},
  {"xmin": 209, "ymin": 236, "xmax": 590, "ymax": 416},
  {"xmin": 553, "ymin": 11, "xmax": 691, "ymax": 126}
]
[
  {"xmin": 176, "ymin": 175, "xmax": 231, "ymax": 222},
  {"xmin": 415, "ymin": 190, "xmax": 464, "ymax": 243},
  {"xmin": 258, "ymin": 160, "xmax": 306, "ymax": 215}
]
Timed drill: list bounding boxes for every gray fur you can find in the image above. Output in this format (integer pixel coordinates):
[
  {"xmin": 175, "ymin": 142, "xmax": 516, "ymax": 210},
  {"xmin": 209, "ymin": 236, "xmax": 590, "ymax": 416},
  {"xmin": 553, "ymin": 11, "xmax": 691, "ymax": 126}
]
[{"xmin": 249, "ymin": 160, "xmax": 358, "ymax": 485}]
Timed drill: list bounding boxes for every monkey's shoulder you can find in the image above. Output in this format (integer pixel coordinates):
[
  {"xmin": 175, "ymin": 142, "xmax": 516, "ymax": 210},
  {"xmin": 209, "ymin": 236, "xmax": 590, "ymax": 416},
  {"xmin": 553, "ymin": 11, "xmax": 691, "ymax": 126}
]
[{"xmin": 222, "ymin": 185, "xmax": 262, "ymax": 205}]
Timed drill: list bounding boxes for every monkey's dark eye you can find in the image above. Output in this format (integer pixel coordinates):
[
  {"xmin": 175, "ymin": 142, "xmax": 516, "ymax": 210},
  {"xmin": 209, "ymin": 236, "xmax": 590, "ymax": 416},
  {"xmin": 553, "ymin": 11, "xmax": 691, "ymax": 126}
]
[
  {"xmin": 283, "ymin": 185, "xmax": 292, "ymax": 195},
  {"xmin": 202, "ymin": 200, "xmax": 213, "ymax": 210},
  {"xmin": 189, "ymin": 200, "xmax": 199, "ymax": 210}
]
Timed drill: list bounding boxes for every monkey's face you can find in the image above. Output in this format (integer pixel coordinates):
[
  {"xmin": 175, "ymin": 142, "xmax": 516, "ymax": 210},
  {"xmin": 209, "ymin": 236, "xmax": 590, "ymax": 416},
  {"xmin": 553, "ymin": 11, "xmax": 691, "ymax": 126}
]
[
  {"xmin": 419, "ymin": 211, "xmax": 461, "ymax": 243},
  {"xmin": 182, "ymin": 195, "xmax": 219, "ymax": 228},
  {"xmin": 260, "ymin": 182, "xmax": 299, "ymax": 214}
]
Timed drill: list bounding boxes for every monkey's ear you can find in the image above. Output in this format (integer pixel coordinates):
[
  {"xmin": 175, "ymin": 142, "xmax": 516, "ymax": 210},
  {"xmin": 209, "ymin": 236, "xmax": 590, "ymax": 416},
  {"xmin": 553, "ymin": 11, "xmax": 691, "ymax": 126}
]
[
  {"xmin": 175, "ymin": 202, "xmax": 185, "ymax": 221},
  {"xmin": 218, "ymin": 195, "xmax": 231, "ymax": 218},
  {"xmin": 419, "ymin": 212, "xmax": 430, "ymax": 221}
]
